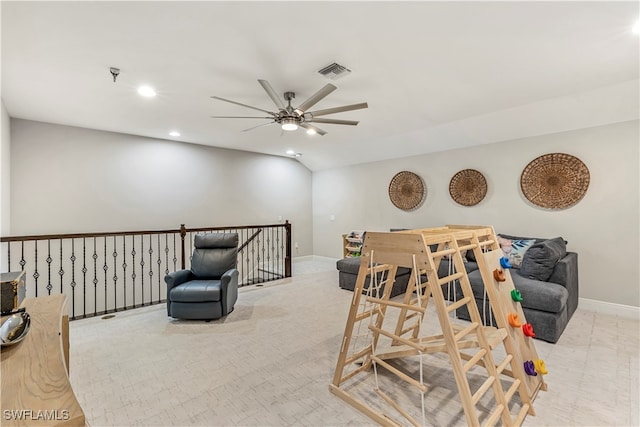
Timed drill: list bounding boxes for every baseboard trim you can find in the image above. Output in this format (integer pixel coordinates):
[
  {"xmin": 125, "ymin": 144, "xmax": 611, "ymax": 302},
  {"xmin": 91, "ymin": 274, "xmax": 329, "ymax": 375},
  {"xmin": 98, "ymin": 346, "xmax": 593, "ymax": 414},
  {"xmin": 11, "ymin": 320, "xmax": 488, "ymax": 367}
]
[
  {"xmin": 579, "ymin": 298, "xmax": 640, "ymax": 319},
  {"xmin": 293, "ymin": 255, "xmax": 339, "ymax": 263}
]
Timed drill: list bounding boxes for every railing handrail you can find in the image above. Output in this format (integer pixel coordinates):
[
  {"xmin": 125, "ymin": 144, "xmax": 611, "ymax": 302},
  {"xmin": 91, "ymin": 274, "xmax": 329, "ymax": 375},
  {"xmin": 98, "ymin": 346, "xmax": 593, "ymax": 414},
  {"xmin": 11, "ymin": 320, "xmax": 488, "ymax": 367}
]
[{"xmin": 0, "ymin": 221, "xmax": 290, "ymax": 243}]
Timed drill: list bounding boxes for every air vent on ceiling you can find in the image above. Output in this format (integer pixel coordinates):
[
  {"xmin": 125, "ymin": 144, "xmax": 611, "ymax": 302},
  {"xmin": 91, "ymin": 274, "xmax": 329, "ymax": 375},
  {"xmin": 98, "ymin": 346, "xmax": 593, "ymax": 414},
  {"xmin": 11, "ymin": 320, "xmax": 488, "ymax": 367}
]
[{"xmin": 317, "ymin": 62, "xmax": 351, "ymax": 80}]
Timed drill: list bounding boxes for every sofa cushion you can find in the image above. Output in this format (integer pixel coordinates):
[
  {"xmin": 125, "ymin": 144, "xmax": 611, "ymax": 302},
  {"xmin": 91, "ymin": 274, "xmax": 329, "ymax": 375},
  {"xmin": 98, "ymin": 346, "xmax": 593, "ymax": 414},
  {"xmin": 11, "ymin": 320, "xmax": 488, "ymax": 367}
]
[
  {"xmin": 169, "ymin": 280, "xmax": 222, "ymax": 302},
  {"xmin": 467, "ymin": 269, "xmax": 568, "ymax": 314},
  {"xmin": 336, "ymin": 256, "xmax": 411, "ymax": 276},
  {"xmin": 520, "ymin": 237, "xmax": 567, "ymax": 281}
]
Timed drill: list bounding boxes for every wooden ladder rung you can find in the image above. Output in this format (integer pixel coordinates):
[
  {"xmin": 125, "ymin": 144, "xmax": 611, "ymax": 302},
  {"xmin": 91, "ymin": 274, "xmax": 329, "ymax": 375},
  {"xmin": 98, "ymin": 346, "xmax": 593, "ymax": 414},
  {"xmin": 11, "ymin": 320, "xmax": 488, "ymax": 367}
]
[
  {"xmin": 431, "ymin": 248, "xmax": 456, "ymax": 258},
  {"xmin": 369, "ymin": 325, "xmax": 424, "ymax": 351},
  {"xmin": 472, "ymin": 376, "xmax": 495, "ymax": 405},
  {"xmin": 446, "ymin": 296, "xmax": 471, "ymax": 313},
  {"xmin": 337, "ymin": 361, "xmax": 370, "ymax": 384},
  {"xmin": 463, "ymin": 348, "xmax": 487, "ymax": 372},
  {"xmin": 457, "ymin": 243, "xmax": 477, "ymax": 251},
  {"xmin": 504, "ymin": 378, "xmax": 521, "ymax": 401},
  {"xmin": 404, "ymin": 311, "xmax": 421, "ymax": 321},
  {"xmin": 371, "ymin": 356, "xmax": 428, "ymax": 393},
  {"xmin": 366, "ymin": 297, "xmax": 426, "ymax": 313},
  {"xmin": 345, "ymin": 344, "xmax": 373, "ymax": 365},
  {"xmin": 355, "ymin": 307, "xmax": 380, "ymax": 322},
  {"xmin": 438, "ymin": 271, "xmax": 464, "ymax": 285},
  {"xmin": 482, "ymin": 403, "xmax": 505, "ymax": 427},
  {"xmin": 398, "ymin": 322, "xmax": 420, "ymax": 336},
  {"xmin": 495, "ymin": 354, "xmax": 513, "ymax": 375},
  {"xmin": 478, "ymin": 239, "xmax": 496, "ymax": 247},
  {"xmin": 454, "ymin": 322, "xmax": 479, "ymax": 342}
]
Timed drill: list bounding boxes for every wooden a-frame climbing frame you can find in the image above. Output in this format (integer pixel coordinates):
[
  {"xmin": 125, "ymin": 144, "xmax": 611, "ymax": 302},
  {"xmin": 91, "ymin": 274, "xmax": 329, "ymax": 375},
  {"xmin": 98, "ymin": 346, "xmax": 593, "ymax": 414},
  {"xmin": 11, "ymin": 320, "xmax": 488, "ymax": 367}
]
[{"xmin": 330, "ymin": 225, "xmax": 547, "ymax": 426}]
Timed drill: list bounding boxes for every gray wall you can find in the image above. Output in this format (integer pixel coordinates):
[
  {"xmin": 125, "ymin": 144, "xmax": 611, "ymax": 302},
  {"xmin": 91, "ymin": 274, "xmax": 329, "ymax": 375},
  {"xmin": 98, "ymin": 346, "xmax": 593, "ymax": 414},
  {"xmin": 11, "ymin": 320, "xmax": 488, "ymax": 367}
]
[
  {"xmin": 9, "ymin": 119, "xmax": 314, "ymax": 257},
  {"xmin": 1, "ymin": 101, "xmax": 10, "ymax": 271},
  {"xmin": 7, "ymin": 117, "xmax": 640, "ymax": 307},
  {"xmin": 313, "ymin": 120, "xmax": 639, "ymax": 307}
]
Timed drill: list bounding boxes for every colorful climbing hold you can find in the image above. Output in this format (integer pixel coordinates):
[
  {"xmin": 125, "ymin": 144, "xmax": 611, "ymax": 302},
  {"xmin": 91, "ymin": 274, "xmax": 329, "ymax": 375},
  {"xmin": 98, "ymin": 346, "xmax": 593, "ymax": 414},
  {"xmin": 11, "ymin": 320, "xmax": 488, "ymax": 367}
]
[
  {"xmin": 522, "ymin": 323, "xmax": 536, "ymax": 337},
  {"xmin": 500, "ymin": 257, "xmax": 513, "ymax": 269},
  {"xmin": 493, "ymin": 268, "xmax": 506, "ymax": 282},
  {"xmin": 508, "ymin": 313, "xmax": 521, "ymax": 327},
  {"xmin": 511, "ymin": 289, "xmax": 523, "ymax": 302},
  {"xmin": 524, "ymin": 360, "xmax": 537, "ymax": 376},
  {"xmin": 534, "ymin": 359, "xmax": 548, "ymax": 375}
]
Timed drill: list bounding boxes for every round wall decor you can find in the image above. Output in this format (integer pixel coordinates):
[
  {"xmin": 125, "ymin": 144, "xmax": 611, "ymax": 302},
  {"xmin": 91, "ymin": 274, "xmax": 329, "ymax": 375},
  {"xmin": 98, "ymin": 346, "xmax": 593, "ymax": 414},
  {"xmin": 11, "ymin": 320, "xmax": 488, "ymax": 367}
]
[
  {"xmin": 520, "ymin": 153, "xmax": 590, "ymax": 210},
  {"xmin": 388, "ymin": 171, "xmax": 426, "ymax": 211},
  {"xmin": 449, "ymin": 169, "xmax": 487, "ymax": 206}
]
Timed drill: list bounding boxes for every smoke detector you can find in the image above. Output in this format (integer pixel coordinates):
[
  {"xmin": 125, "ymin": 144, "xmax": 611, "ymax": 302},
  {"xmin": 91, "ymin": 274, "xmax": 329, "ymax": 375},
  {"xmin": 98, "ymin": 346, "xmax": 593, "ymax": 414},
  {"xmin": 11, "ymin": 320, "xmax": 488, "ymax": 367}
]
[{"xmin": 317, "ymin": 62, "xmax": 351, "ymax": 80}]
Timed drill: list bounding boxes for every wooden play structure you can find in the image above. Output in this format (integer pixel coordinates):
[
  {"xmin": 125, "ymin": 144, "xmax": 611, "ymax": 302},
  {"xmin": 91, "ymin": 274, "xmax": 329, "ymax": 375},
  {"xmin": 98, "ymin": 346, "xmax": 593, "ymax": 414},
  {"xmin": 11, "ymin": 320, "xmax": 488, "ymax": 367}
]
[{"xmin": 330, "ymin": 225, "xmax": 547, "ymax": 426}]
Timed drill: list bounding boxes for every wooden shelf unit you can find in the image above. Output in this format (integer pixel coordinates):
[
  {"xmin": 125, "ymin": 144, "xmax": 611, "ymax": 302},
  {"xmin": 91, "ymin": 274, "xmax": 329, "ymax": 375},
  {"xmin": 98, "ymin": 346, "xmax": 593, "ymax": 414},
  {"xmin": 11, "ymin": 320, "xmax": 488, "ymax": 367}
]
[{"xmin": 342, "ymin": 230, "xmax": 364, "ymax": 257}]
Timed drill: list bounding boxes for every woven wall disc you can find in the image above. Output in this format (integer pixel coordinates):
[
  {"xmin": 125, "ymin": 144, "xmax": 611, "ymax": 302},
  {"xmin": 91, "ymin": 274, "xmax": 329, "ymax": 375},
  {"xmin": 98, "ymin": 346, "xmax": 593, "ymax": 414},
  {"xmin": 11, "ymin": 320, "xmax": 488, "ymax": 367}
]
[
  {"xmin": 388, "ymin": 171, "xmax": 426, "ymax": 211},
  {"xmin": 520, "ymin": 153, "xmax": 590, "ymax": 210},
  {"xmin": 449, "ymin": 169, "xmax": 487, "ymax": 206}
]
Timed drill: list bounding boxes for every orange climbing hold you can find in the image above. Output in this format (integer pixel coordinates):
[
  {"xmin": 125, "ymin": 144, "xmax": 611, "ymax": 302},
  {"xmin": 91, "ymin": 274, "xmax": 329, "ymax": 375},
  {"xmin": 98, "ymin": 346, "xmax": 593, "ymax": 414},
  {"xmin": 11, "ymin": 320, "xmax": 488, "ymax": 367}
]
[
  {"xmin": 508, "ymin": 313, "xmax": 521, "ymax": 327},
  {"xmin": 493, "ymin": 268, "xmax": 506, "ymax": 282}
]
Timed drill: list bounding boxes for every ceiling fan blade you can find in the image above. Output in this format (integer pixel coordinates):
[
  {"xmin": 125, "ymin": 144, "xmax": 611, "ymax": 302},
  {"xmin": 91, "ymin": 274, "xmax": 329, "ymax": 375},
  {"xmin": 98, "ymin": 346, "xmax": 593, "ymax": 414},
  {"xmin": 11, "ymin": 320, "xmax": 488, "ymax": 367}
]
[
  {"xmin": 211, "ymin": 96, "xmax": 276, "ymax": 115},
  {"xmin": 307, "ymin": 118, "xmax": 359, "ymax": 126},
  {"xmin": 308, "ymin": 102, "xmax": 368, "ymax": 117},
  {"xmin": 296, "ymin": 83, "xmax": 337, "ymax": 112},
  {"xmin": 258, "ymin": 80, "xmax": 286, "ymax": 111},
  {"xmin": 241, "ymin": 122, "xmax": 277, "ymax": 132},
  {"xmin": 210, "ymin": 116, "xmax": 273, "ymax": 119},
  {"xmin": 300, "ymin": 123, "xmax": 327, "ymax": 136}
]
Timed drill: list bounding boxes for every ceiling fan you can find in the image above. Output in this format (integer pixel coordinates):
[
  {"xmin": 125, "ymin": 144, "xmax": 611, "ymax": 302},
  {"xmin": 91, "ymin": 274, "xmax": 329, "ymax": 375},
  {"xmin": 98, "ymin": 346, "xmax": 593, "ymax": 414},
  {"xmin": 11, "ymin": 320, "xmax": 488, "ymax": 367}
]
[{"xmin": 210, "ymin": 79, "xmax": 368, "ymax": 136}]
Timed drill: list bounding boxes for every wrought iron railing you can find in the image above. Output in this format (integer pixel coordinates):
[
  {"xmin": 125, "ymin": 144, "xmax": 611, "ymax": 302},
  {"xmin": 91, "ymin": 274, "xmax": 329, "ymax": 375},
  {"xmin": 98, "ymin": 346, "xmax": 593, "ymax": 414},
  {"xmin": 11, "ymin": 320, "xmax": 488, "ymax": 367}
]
[{"xmin": 0, "ymin": 222, "xmax": 291, "ymax": 320}]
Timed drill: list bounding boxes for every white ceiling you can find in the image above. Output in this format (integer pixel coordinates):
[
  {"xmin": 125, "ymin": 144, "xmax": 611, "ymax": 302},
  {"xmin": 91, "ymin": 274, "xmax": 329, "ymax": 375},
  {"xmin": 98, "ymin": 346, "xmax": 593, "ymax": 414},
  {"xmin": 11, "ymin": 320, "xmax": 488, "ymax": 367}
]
[{"xmin": 2, "ymin": 1, "xmax": 638, "ymax": 171}]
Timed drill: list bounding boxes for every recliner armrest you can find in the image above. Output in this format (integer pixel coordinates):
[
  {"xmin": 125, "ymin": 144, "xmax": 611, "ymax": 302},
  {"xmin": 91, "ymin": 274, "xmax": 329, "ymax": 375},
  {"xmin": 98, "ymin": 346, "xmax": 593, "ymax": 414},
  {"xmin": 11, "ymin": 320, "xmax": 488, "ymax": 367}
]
[
  {"xmin": 164, "ymin": 269, "xmax": 194, "ymax": 291},
  {"xmin": 220, "ymin": 268, "xmax": 239, "ymax": 315},
  {"xmin": 220, "ymin": 268, "xmax": 239, "ymax": 288}
]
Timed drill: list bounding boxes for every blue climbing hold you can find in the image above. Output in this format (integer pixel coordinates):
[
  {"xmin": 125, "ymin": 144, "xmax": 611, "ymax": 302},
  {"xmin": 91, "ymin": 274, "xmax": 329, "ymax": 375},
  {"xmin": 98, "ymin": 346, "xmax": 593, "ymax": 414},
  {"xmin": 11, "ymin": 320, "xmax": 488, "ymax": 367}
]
[{"xmin": 500, "ymin": 257, "xmax": 512, "ymax": 269}]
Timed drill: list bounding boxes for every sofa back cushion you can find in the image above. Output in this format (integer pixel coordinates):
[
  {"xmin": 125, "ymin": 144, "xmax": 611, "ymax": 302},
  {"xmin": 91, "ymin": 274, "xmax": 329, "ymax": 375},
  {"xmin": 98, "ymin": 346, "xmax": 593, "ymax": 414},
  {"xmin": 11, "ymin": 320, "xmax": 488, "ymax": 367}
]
[{"xmin": 519, "ymin": 237, "xmax": 567, "ymax": 281}]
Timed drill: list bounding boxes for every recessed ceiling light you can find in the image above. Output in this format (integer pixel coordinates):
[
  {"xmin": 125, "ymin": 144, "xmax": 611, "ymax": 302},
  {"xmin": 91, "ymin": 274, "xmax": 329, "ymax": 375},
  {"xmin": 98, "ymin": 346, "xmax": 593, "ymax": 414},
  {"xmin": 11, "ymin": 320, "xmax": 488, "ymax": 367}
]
[
  {"xmin": 137, "ymin": 85, "xmax": 156, "ymax": 97},
  {"xmin": 286, "ymin": 150, "xmax": 296, "ymax": 155},
  {"xmin": 169, "ymin": 131, "xmax": 181, "ymax": 137},
  {"xmin": 306, "ymin": 128, "xmax": 317, "ymax": 135},
  {"xmin": 633, "ymin": 20, "xmax": 640, "ymax": 34}
]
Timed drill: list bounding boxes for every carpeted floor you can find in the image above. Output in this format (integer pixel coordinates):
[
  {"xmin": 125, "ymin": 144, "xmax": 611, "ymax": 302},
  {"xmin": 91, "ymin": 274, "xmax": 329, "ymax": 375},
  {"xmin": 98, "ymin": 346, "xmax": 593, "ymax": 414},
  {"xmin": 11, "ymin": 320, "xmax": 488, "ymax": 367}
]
[{"xmin": 69, "ymin": 258, "xmax": 639, "ymax": 426}]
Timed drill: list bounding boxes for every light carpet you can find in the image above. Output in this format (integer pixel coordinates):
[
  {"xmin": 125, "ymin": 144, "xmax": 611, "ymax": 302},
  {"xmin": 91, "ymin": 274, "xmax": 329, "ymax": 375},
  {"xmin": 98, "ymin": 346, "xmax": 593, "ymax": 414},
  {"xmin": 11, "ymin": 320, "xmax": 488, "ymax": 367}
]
[{"xmin": 69, "ymin": 259, "xmax": 639, "ymax": 426}]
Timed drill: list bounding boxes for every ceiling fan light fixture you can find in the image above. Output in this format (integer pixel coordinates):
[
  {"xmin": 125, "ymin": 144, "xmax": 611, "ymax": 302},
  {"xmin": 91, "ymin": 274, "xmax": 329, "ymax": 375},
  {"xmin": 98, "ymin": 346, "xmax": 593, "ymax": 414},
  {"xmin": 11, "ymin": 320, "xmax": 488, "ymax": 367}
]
[
  {"xmin": 137, "ymin": 85, "xmax": 156, "ymax": 97},
  {"xmin": 281, "ymin": 118, "xmax": 298, "ymax": 131}
]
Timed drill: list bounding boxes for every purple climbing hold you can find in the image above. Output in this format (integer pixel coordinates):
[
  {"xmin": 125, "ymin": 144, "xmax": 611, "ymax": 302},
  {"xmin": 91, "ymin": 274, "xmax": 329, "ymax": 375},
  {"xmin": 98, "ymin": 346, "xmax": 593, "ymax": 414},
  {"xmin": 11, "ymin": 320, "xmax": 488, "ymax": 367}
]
[{"xmin": 524, "ymin": 360, "xmax": 537, "ymax": 376}]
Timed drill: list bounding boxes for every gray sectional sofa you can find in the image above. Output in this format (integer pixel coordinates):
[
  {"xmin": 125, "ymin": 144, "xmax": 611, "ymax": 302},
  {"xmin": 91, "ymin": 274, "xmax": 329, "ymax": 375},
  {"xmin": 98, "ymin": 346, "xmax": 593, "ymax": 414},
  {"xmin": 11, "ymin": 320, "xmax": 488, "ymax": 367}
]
[{"xmin": 336, "ymin": 232, "xmax": 578, "ymax": 343}]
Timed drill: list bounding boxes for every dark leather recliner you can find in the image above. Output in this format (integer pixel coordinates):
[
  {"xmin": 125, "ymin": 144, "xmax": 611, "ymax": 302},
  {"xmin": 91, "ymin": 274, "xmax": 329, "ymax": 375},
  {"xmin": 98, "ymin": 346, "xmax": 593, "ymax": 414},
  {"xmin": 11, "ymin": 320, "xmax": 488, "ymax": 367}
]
[{"xmin": 165, "ymin": 233, "xmax": 239, "ymax": 320}]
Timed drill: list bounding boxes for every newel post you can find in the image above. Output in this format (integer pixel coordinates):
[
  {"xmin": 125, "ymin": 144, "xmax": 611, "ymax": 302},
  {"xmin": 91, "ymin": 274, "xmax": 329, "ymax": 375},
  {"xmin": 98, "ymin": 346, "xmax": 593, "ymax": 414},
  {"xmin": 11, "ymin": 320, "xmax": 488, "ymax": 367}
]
[
  {"xmin": 284, "ymin": 220, "xmax": 292, "ymax": 278},
  {"xmin": 180, "ymin": 224, "xmax": 187, "ymax": 270}
]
